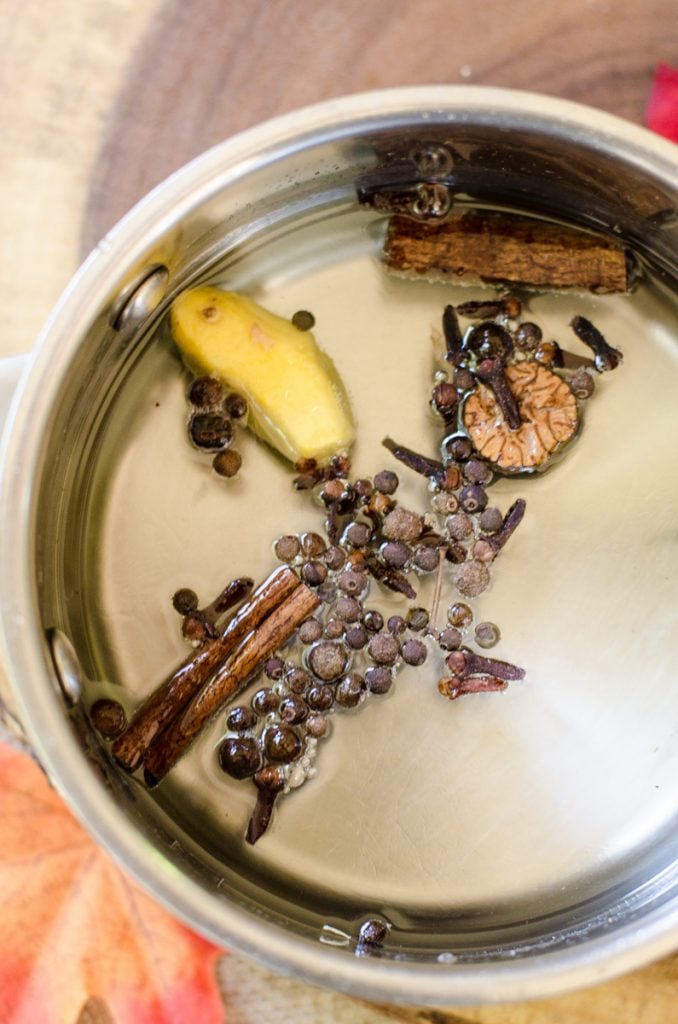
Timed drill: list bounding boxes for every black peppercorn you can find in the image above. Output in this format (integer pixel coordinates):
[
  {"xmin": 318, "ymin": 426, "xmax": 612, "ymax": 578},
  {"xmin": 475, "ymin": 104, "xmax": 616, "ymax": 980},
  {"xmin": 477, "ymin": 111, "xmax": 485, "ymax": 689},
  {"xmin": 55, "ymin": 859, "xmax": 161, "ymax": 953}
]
[
  {"xmin": 570, "ymin": 367, "xmax": 595, "ymax": 399},
  {"xmin": 213, "ymin": 449, "xmax": 242, "ymax": 477},
  {"xmin": 90, "ymin": 698, "xmax": 127, "ymax": 739},
  {"xmin": 455, "ymin": 560, "xmax": 491, "ymax": 597},
  {"xmin": 406, "ymin": 607, "xmax": 429, "ymax": 632},
  {"xmin": 401, "ymin": 638, "xmax": 427, "ymax": 666},
  {"xmin": 279, "ymin": 695, "xmax": 309, "ymax": 724},
  {"xmin": 438, "ymin": 627, "xmax": 462, "ymax": 650},
  {"xmin": 344, "ymin": 521, "xmax": 372, "ymax": 548},
  {"xmin": 373, "ymin": 469, "xmax": 399, "ymax": 495},
  {"xmin": 306, "ymin": 684, "xmax": 335, "ymax": 711},
  {"xmin": 291, "ymin": 309, "xmax": 315, "ymax": 331},
  {"xmin": 308, "ymin": 641, "xmax": 348, "ymax": 681},
  {"xmin": 460, "ymin": 484, "xmax": 488, "ymax": 514},
  {"xmin": 442, "ymin": 434, "xmax": 473, "ymax": 462},
  {"xmin": 188, "ymin": 375, "xmax": 224, "ymax": 408},
  {"xmin": 172, "ymin": 588, "xmax": 199, "ymax": 614},
  {"xmin": 345, "ymin": 625, "xmax": 368, "ymax": 650},
  {"xmin": 298, "ymin": 618, "xmax": 323, "ymax": 644},
  {"xmin": 224, "ymin": 391, "xmax": 248, "ymax": 419},
  {"xmin": 335, "ymin": 596, "xmax": 361, "ymax": 622},
  {"xmin": 337, "ymin": 568, "xmax": 368, "ymax": 596},
  {"xmin": 463, "ymin": 459, "xmax": 492, "ymax": 485},
  {"xmin": 301, "ymin": 532, "xmax": 327, "ymax": 557},
  {"xmin": 368, "ymin": 633, "xmax": 400, "ymax": 665},
  {"xmin": 226, "ymin": 705, "xmax": 258, "ymax": 732},
  {"xmin": 189, "ymin": 412, "xmax": 233, "ymax": 450},
  {"xmin": 358, "ymin": 918, "xmax": 389, "ymax": 946},
  {"xmin": 218, "ymin": 736, "xmax": 262, "ymax": 778},
  {"xmin": 252, "ymin": 687, "xmax": 279, "ymax": 715},
  {"xmin": 478, "ymin": 507, "xmax": 503, "ymax": 534},
  {"xmin": 301, "ymin": 560, "xmax": 328, "ymax": 587},
  {"xmin": 448, "ymin": 603, "xmax": 473, "ymax": 629},
  {"xmin": 412, "ymin": 544, "xmax": 440, "ymax": 572},
  {"xmin": 381, "ymin": 541, "xmax": 410, "ymax": 569},
  {"xmin": 324, "ymin": 545, "xmax": 347, "ymax": 571},
  {"xmin": 287, "ymin": 667, "xmax": 311, "ymax": 695},
  {"xmin": 446, "ymin": 512, "xmax": 473, "ymax": 541},
  {"xmin": 324, "ymin": 618, "xmax": 345, "ymax": 640},
  {"xmin": 365, "ymin": 667, "xmax": 393, "ymax": 694},
  {"xmin": 335, "ymin": 672, "xmax": 365, "ymax": 708},
  {"xmin": 264, "ymin": 725, "xmax": 303, "ymax": 762},
  {"xmin": 306, "ymin": 713, "xmax": 328, "ymax": 737},
  {"xmin": 362, "ymin": 609, "xmax": 384, "ymax": 633},
  {"xmin": 264, "ymin": 657, "xmax": 285, "ymax": 680},
  {"xmin": 274, "ymin": 535, "xmax": 301, "ymax": 562},
  {"xmin": 515, "ymin": 321, "xmax": 542, "ymax": 350},
  {"xmin": 475, "ymin": 621, "xmax": 501, "ymax": 648},
  {"xmin": 387, "ymin": 615, "xmax": 407, "ymax": 635}
]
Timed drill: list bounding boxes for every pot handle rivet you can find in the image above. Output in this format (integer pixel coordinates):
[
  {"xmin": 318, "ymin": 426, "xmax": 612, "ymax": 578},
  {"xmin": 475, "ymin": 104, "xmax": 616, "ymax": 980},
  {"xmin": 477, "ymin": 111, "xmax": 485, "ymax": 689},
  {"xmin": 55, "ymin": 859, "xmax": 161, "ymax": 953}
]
[
  {"xmin": 110, "ymin": 264, "xmax": 170, "ymax": 332},
  {"xmin": 47, "ymin": 629, "xmax": 85, "ymax": 705}
]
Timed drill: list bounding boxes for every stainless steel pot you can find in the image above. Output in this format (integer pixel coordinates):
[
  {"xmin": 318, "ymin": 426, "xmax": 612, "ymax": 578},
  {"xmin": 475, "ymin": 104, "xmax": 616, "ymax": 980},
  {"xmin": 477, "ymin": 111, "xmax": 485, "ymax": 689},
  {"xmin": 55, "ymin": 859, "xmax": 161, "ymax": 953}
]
[{"xmin": 0, "ymin": 87, "xmax": 677, "ymax": 1005}]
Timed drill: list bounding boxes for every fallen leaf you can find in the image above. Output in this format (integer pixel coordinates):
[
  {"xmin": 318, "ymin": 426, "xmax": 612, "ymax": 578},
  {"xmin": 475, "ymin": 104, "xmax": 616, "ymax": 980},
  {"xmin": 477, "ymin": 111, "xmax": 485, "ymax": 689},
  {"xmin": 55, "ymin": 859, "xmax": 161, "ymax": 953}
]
[
  {"xmin": 0, "ymin": 741, "xmax": 224, "ymax": 1024},
  {"xmin": 646, "ymin": 63, "xmax": 678, "ymax": 143}
]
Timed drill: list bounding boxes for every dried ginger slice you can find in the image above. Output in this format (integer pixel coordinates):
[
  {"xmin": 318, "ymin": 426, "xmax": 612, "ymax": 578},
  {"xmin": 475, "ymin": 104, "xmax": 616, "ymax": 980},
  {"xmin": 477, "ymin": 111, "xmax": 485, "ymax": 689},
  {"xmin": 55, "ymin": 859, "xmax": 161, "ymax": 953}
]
[{"xmin": 463, "ymin": 362, "xmax": 577, "ymax": 472}]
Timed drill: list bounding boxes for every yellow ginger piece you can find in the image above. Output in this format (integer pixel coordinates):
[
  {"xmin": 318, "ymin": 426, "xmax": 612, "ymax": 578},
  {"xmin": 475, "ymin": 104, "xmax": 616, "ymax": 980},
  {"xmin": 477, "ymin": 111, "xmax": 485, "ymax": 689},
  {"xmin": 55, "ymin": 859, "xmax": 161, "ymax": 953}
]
[{"xmin": 170, "ymin": 287, "xmax": 355, "ymax": 464}]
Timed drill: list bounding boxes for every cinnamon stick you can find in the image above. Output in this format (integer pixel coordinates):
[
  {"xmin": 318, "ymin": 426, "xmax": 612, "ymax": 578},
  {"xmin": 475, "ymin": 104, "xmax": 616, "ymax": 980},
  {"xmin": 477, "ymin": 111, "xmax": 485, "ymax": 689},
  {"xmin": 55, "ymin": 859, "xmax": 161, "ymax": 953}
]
[
  {"xmin": 384, "ymin": 212, "xmax": 629, "ymax": 293},
  {"xmin": 143, "ymin": 582, "xmax": 320, "ymax": 784},
  {"xmin": 112, "ymin": 566, "xmax": 300, "ymax": 771}
]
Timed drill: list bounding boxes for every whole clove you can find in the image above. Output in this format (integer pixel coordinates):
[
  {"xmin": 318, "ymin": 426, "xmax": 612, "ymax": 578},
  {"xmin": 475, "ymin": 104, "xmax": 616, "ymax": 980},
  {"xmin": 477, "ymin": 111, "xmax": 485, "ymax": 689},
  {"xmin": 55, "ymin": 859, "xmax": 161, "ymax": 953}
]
[
  {"xmin": 473, "ymin": 358, "xmax": 522, "ymax": 430},
  {"xmin": 201, "ymin": 577, "xmax": 254, "ymax": 624},
  {"xmin": 442, "ymin": 304, "xmax": 463, "ymax": 361},
  {"xmin": 570, "ymin": 315, "xmax": 622, "ymax": 372},
  {"xmin": 445, "ymin": 647, "xmax": 525, "ymax": 681},
  {"xmin": 486, "ymin": 498, "xmax": 526, "ymax": 555},
  {"xmin": 363, "ymin": 552, "xmax": 417, "ymax": 600},
  {"xmin": 382, "ymin": 436, "xmax": 447, "ymax": 485},
  {"xmin": 438, "ymin": 675, "xmax": 509, "ymax": 699}
]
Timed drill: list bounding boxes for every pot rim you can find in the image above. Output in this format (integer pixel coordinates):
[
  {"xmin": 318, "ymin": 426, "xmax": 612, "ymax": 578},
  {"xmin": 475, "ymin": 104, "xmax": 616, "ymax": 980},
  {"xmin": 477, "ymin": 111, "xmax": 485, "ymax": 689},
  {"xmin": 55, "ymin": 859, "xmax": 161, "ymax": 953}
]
[{"xmin": 1, "ymin": 86, "xmax": 677, "ymax": 1004}]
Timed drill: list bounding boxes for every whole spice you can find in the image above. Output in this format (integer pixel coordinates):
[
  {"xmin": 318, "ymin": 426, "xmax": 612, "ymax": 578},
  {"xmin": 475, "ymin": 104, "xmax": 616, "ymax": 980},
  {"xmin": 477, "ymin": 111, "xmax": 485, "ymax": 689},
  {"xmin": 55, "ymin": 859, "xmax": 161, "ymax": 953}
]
[
  {"xmin": 570, "ymin": 315, "xmax": 623, "ymax": 371},
  {"xmin": 213, "ymin": 449, "xmax": 242, "ymax": 477},
  {"xmin": 382, "ymin": 436, "xmax": 446, "ymax": 486},
  {"xmin": 464, "ymin": 363, "xmax": 577, "ymax": 472},
  {"xmin": 473, "ymin": 358, "xmax": 522, "ymax": 431},
  {"xmin": 143, "ymin": 582, "xmax": 320, "ymax": 784},
  {"xmin": 442, "ymin": 304, "xmax": 463, "ymax": 361},
  {"xmin": 90, "ymin": 699, "xmax": 127, "ymax": 739},
  {"xmin": 384, "ymin": 211, "xmax": 630, "ymax": 292},
  {"xmin": 112, "ymin": 567, "xmax": 302, "ymax": 773}
]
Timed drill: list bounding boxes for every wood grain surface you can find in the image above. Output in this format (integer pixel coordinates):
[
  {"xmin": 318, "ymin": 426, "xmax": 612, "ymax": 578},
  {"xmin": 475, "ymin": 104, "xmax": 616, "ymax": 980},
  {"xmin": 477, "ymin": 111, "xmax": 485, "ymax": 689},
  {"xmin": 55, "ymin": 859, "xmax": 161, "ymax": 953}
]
[{"xmin": 1, "ymin": 1, "xmax": 677, "ymax": 1021}]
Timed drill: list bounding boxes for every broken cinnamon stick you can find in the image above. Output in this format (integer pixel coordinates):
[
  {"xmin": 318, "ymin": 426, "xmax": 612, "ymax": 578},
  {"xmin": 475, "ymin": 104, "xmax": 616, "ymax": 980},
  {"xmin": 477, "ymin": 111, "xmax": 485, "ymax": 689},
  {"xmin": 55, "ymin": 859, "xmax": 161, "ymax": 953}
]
[
  {"xmin": 143, "ymin": 582, "xmax": 320, "ymax": 784},
  {"xmin": 112, "ymin": 566, "xmax": 300, "ymax": 772},
  {"xmin": 384, "ymin": 212, "xmax": 629, "ymax": 293}
]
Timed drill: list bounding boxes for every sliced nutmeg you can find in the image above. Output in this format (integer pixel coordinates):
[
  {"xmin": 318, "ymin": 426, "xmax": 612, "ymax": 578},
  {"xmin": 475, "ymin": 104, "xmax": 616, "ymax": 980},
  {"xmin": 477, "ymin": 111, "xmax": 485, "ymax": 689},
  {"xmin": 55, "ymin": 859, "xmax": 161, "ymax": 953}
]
[{"xmin": 463, "ymin": 362, "xmax": 577, "ymax": 472}]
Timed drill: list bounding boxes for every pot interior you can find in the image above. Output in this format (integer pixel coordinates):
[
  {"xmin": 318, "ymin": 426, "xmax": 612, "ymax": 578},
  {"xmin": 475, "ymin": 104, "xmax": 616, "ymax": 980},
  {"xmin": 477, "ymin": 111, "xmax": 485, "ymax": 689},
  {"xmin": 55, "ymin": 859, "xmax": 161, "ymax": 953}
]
[{"xmin": 19, "ymin": 98, "xmax": 678, "ymax": 995}]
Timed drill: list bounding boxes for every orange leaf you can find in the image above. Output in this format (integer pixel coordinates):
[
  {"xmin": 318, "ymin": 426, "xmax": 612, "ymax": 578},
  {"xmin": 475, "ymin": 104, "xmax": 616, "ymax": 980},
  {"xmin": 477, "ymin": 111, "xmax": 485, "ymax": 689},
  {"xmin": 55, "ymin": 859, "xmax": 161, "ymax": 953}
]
[{"xmin": 0, "ymin": 741, "xmax": 224, "ymax": 1024}]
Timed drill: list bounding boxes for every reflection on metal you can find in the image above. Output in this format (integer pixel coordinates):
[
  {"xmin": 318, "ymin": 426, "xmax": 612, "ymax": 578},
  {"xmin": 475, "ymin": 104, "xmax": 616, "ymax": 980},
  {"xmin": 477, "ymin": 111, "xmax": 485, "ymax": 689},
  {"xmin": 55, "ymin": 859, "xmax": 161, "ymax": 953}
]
[
  {"xmin": 48, "ymin": 629, "xmax": 84, "ymax": 706},
  {"xmin": 110, "ymin": 264, "xmax": 169, "ymax": 332}
]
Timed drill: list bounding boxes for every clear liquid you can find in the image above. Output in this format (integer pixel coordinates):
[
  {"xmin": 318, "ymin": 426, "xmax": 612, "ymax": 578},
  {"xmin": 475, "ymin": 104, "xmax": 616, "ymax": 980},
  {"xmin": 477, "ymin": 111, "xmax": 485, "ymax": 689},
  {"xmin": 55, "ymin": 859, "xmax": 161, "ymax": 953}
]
[{"xmin": 82, "ymin": 205, "xmax": 678, "ymax": 953}]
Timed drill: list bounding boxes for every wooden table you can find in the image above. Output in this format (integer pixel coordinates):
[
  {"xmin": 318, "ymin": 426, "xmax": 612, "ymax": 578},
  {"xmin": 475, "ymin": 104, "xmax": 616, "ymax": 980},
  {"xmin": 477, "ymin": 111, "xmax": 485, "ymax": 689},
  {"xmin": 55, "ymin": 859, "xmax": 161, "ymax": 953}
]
[{"xmin": 1, "ymin": 1, "xmax": 676, "ymax": 1021}]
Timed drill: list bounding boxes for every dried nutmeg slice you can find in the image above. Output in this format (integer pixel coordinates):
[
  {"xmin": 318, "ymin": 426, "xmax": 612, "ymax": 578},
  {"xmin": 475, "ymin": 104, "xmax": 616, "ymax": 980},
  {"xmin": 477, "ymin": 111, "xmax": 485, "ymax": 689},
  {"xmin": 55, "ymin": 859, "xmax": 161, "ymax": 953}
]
[{"xmin": 463, "ymin": 361, "xmax": 578, "ymax": 472}]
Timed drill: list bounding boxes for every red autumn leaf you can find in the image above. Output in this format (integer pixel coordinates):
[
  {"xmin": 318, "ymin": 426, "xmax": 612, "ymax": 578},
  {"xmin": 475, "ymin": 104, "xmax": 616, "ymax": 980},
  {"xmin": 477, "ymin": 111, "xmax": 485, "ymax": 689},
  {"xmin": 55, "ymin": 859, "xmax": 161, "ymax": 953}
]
[
  {"xmin": 646, "ymin": 63, "xmax": 678, "ymax": 143},
  {"xmin": 0, "ymin": 741, "xmax": 224, "ymax": 1024}
]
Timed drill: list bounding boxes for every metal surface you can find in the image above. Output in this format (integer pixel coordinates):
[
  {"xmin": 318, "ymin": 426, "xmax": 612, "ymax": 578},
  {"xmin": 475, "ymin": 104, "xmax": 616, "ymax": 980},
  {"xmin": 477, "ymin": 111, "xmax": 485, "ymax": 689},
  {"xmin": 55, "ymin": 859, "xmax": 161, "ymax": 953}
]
[
  {"xmin": 0, "ymin": 88, "xmax": 676, "ymax": 1005},
  {"xmin": 110, "ymin": 263, "xmax": 170, "ymax": 331}
]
